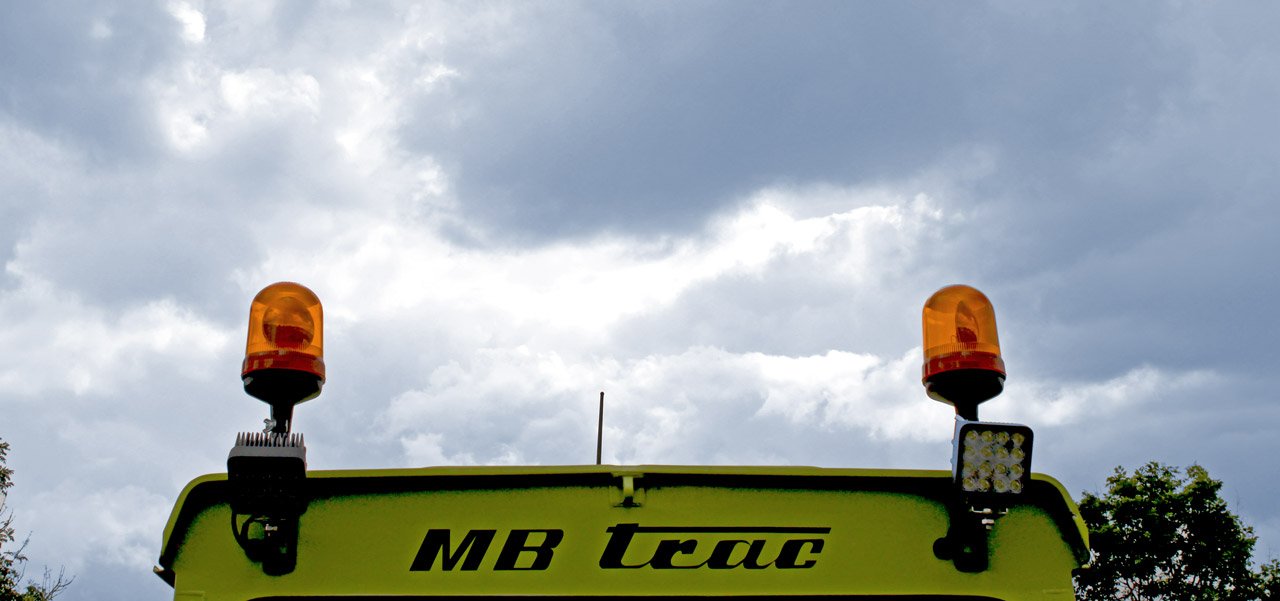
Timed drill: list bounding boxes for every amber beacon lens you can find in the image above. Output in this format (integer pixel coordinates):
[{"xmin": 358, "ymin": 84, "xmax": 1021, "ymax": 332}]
[
  {"xmin": 242, "ymin": 282, "xmax": 325, "ymax": 407},
  {"xmin": 922, "ymin": 285, "xmax": 1005, "ymax": 412}
]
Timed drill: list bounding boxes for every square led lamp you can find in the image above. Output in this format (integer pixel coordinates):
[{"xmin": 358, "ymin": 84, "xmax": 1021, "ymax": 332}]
[
  {"xmin": 952, "ymin": 420, "xmax": 1033, "ymax": 505},
  {"xmin": 228, "ymin": 432, "xmax": 307, "ymax": 517}
]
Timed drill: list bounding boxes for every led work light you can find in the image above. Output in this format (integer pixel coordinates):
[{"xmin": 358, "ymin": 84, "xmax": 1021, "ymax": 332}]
[
  {"xmin": 228, "ymin": 432, "xmax": 307, "ymax": 576},
  {"xmin": 952, "ymin": 420, "xmax": 1033, "ymax": 504}
]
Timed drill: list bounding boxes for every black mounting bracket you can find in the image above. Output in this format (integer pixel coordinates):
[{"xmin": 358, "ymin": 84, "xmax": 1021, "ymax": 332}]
[{"xmin": 933, "ymin": 498, "xmax": 1002, "ymax": 573}]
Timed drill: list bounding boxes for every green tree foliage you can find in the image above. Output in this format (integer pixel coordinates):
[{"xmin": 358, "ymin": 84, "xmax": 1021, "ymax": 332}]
[
  {"xmin": 1075, "ymin": 462, "xmax": 1280, "ymax": 601},
  {"xmin": 1, "ymin": 439, "xmax": 70, "ymax": 601}
]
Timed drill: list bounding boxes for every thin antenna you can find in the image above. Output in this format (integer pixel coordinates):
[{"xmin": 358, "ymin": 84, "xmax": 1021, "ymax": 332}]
[{"xmin": 596, "ymin": 391, "xmax": 604, "ymax": 465}]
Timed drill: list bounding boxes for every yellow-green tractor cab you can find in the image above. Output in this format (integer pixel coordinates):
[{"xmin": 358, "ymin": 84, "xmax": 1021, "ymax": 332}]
[{"xmin": 156, "ymin": 464, "xmax": 1088, "ymax": 600}]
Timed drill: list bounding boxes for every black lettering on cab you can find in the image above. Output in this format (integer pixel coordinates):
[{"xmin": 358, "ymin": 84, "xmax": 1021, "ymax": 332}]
[
  {"xmin": 599, "ymin": 524, "xmax": 830, "ymax": 570},
  {"xmin": 410, "ymin": 529, "xmax": 563, "ymax": 571}
]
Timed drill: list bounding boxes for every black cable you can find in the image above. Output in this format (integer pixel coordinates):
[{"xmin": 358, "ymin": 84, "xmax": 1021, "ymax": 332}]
[{"xmin": 231, "ymin": 511, "xmax": 270, "ymax": 553}]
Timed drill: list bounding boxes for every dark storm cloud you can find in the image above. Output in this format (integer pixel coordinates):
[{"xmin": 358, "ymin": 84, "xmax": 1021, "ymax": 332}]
[
  {"xmin": 0, "ymin": 2, "xmax": 179, "ymax": 161},
  {"xmin": 12, "ymin": 197, "xmax": 259, "ymax": 313},
  {"xmin": 970, "ymin": 1, "xmax": 1280, "ymax": 381},
  {"xmin": 400, "ymin": 2, "xmax": 1196, "ymax": 241},
  {"xmin": 0, "ymin": 2, "xmax": 257, "ymax": 313}
]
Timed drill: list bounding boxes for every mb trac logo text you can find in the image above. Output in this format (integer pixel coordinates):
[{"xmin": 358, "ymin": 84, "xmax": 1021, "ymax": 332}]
[{"xmin": 410, "ymin": 524, "xmax": 830, "ymax": 572}]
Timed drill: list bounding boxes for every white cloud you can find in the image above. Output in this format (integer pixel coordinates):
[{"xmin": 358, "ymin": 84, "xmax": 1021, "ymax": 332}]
[
  {"xmin": 153, "ymin": 63, "xmax": 324, "ymax": 151},
  {"xmin": 401, "ymin": 432, "xmax": 525, "ymax": 467},
  {"xmin": 994, "ymin": 365, "xmax": 1220, "ymax": 426},
  {"xmin": 401, "ymin": 432, "xmax": 474, "ymax": 465},
  {"xmin": 0, "ymin": 123, "xmax": 81, "ymax": 209},
  {"xmin": 755, "ymin": 348, "xmax": 934, "ymax": 439},
  {"xmin": 0, "ymin": 269, "xmax": 233, "ymax": 397},
  {"xmin": 89, "ymin": 19, "xmax": 112, "ymax": 41},
  {"xmin": 381, "ymin": 345, "xmax": 940, "ymax": 466},
  {"xmin": 168, "ymin": 1, "xmax": 206, "ymax": 44},
  {"xmin": 25, "ymin": 484, "xmax": 171, "ymax": 572},
  {"xmin": 239, "ymin": 186, "xmax": 946, "ymax": 355},
  {"xmin": 151, "ymin": 60, "xmax": 219, "ymax": 151},
  {"xmin": 415, "ymin": 63, "xmax": 460, "ymax": 89},
  {"xmin": 220, "ymin": 69, "xmax": 321, "ymax": 118},
  {"xmin": 373, "ymin": 327, "xmax": 1229, "ymax": 469}
]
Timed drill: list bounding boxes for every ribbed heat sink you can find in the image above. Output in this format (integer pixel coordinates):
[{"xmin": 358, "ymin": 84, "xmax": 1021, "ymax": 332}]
[{"xmin": 234, "ymin": 432, "xmax": 305, "ymax": 448}]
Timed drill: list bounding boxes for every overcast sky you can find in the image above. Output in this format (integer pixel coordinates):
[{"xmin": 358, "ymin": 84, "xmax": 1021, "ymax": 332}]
[{"xmin": 2, "ymin": 2, "xmax": 1279, "ymax": 599}]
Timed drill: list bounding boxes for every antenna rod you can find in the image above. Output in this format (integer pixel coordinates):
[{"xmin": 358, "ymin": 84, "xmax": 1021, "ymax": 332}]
[{"xmin": 596, "ymin": 391, "xmax": 604, "ymax": 465}]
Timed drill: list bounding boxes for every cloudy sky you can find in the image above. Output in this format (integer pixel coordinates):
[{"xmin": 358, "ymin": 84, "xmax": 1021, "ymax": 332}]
[{"xmin": 2, "ymin": 1, "xmax": 1279, "ymax": 598}]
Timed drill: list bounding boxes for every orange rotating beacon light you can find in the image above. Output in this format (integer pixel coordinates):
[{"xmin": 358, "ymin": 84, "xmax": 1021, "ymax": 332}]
[
  {"xmin": 241, "ymin": 281, "xmax": 325, "ymax": 434},
  {"xmin": 921, "ymin": 284, "xmax": 1005, "ymax": 421}
]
